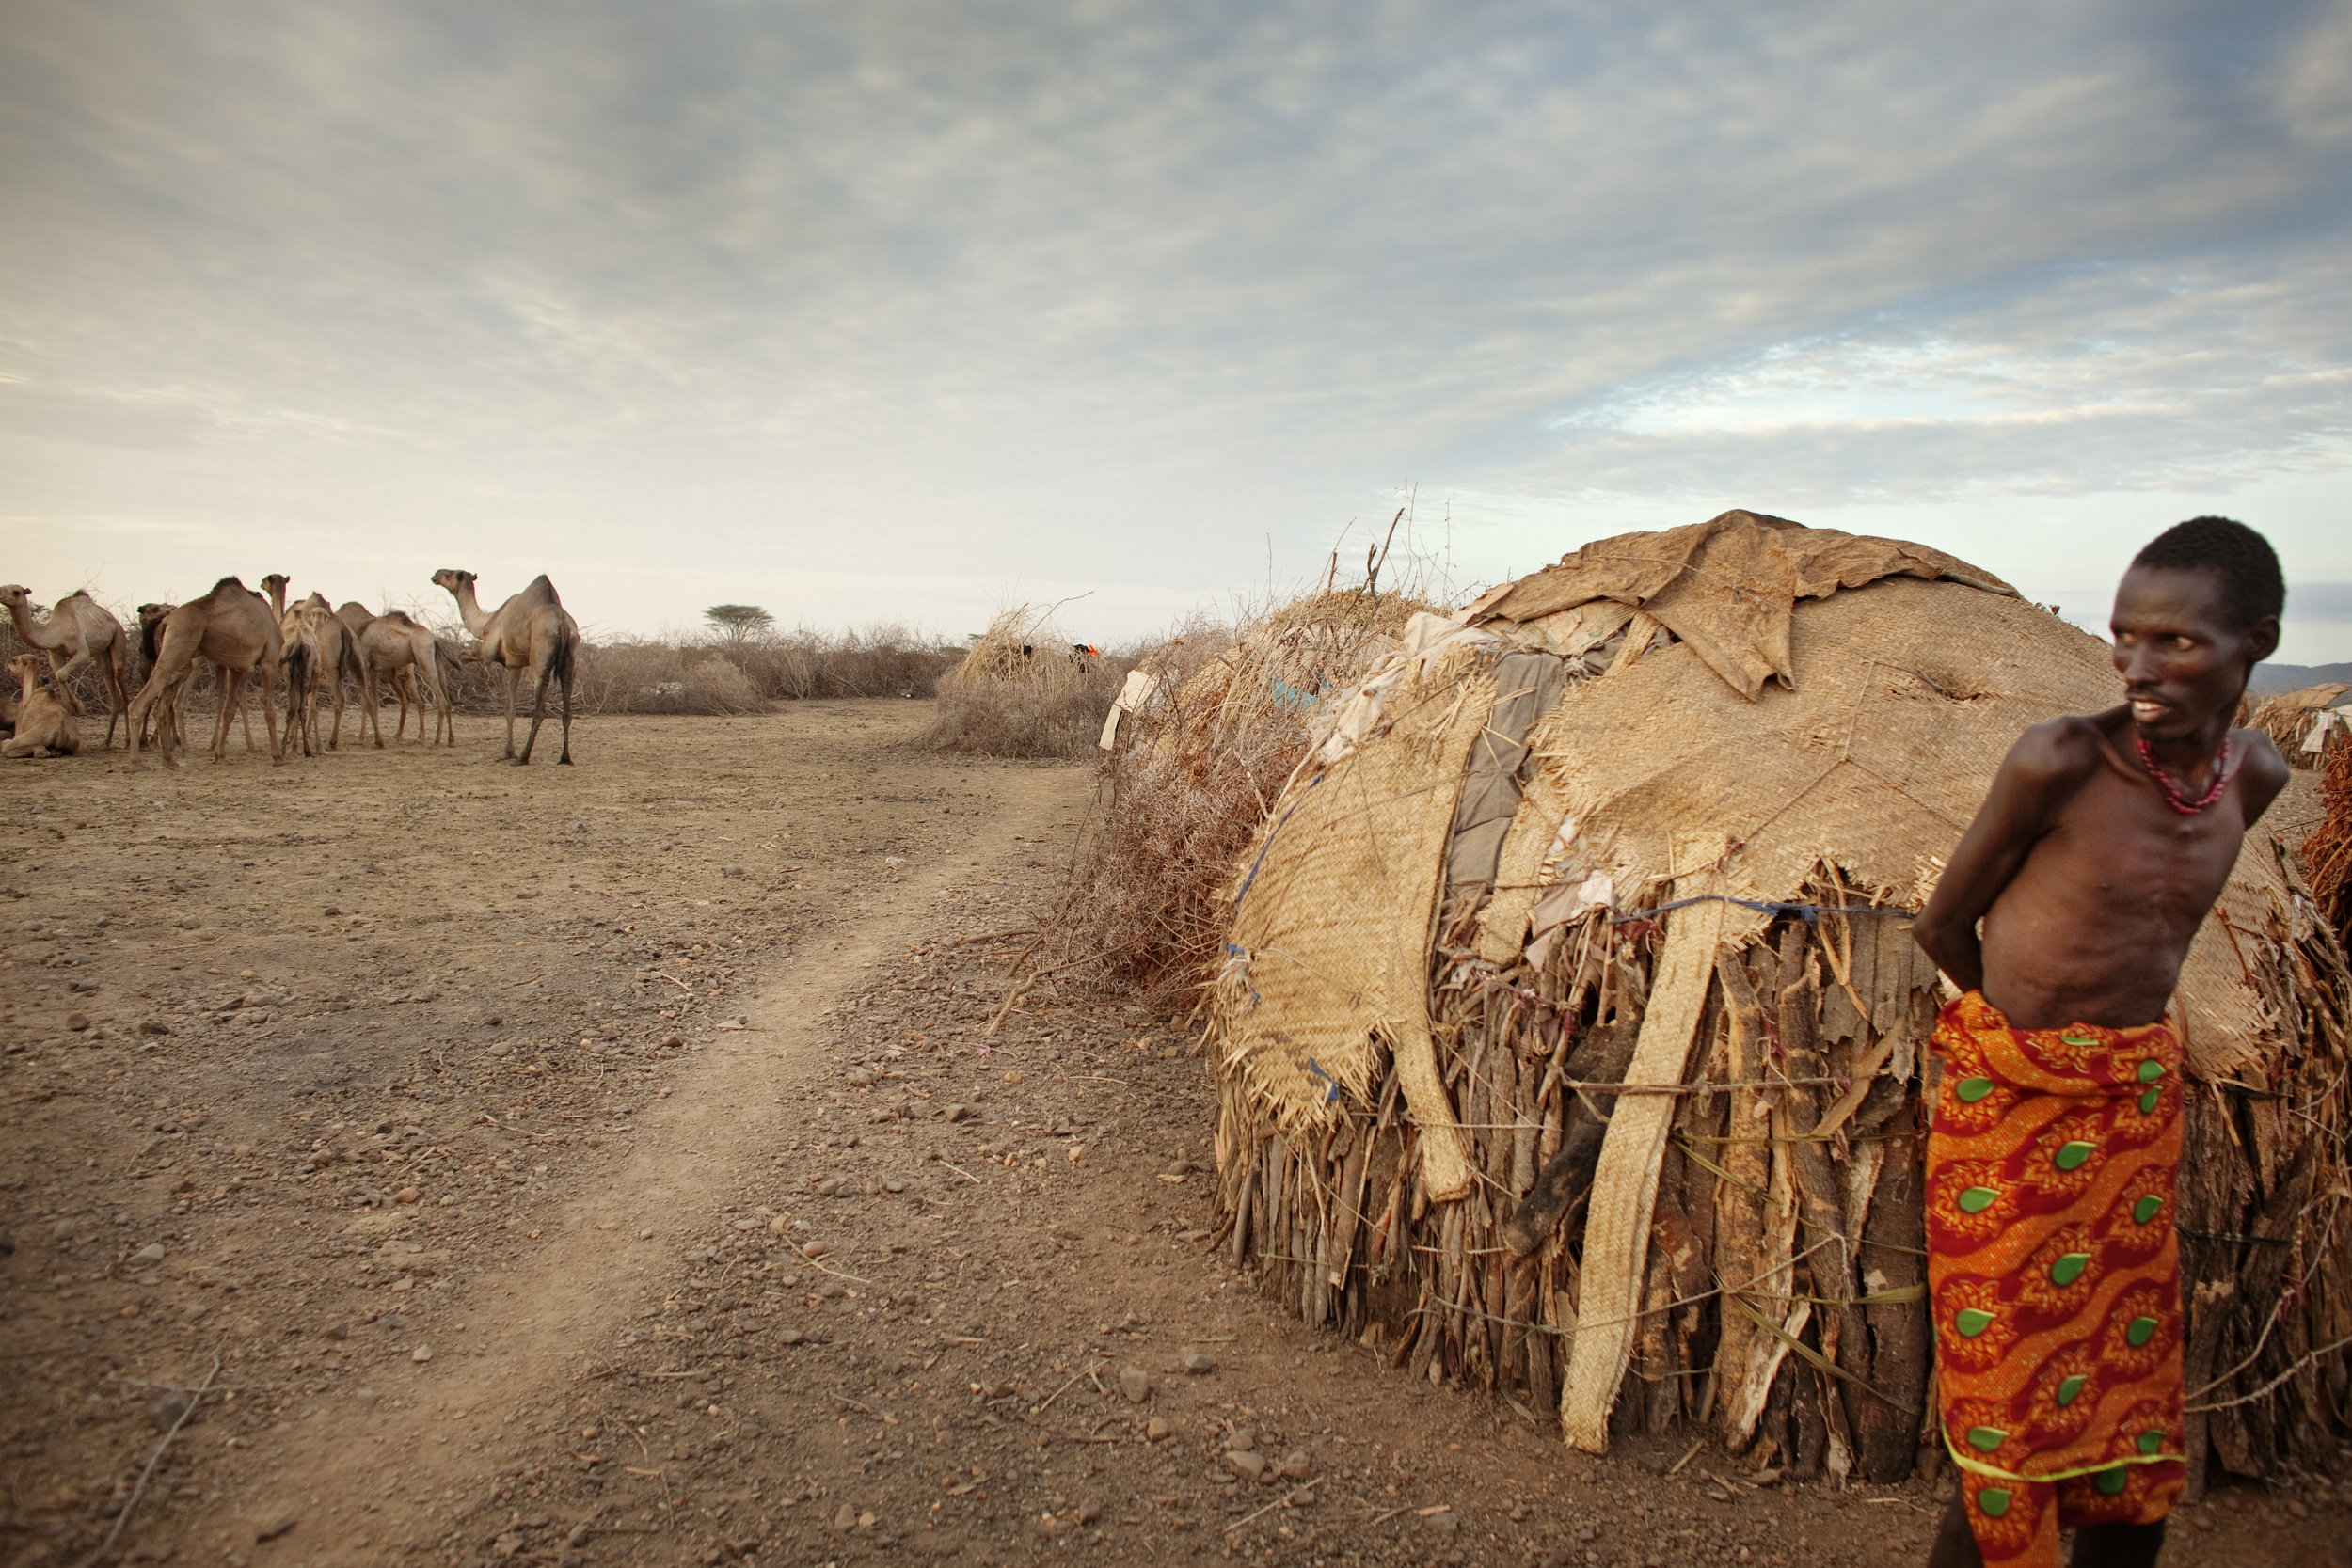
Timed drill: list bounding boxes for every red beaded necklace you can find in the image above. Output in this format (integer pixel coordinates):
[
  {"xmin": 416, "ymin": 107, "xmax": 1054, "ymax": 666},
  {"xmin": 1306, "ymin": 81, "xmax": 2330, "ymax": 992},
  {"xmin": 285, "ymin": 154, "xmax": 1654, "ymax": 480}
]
[{"xmin": 2135, "ymin": 735, "xmax": 2232, "ymax": 815}]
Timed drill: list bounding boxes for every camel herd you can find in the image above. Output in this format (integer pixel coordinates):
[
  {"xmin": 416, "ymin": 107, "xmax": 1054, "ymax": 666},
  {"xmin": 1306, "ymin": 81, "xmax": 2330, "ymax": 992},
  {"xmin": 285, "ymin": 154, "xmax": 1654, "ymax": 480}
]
[{"xmin": 0, "ymin": 570, "xmax": 580, "ymax": 768}]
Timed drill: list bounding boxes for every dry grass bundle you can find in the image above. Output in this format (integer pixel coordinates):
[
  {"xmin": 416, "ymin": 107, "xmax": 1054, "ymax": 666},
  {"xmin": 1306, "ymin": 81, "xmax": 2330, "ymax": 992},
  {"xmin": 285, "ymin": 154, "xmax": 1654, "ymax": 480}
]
[
  {"xmin": 2306, "ymin": 737, "xmax": 2352, "ymax": 942},
  {"xmin": 1205, "ymin": 511, "xmax": 2352, "ymax": 1486},
  {"xmin": 920, "ymin": 605, "xmax": 1128, "ymax": 757},
  {"xmin": 2250, "ymin": 682, "xmax": 2350, "ymax": 768},
  {"xmin": 1023, "ymin": 584, "xmax": 1445, "ymax": 999}
]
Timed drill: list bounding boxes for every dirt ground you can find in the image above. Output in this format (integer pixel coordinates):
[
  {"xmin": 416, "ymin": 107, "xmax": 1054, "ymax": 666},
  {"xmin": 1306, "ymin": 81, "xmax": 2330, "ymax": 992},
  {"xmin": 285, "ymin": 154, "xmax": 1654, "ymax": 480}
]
[{"xmin": 1, "ymin": 705, "xmax": 2343, "ymax": 1568}]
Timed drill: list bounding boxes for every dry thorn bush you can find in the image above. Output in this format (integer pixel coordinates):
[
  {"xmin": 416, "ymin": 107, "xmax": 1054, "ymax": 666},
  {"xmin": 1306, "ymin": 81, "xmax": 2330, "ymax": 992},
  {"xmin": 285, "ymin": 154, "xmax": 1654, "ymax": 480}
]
[
  {"xmin": 1028, "ymin": 577, "xmax": 1449, "ymax": 1002},
  {"xmin": 918, "ymin": 606, "xmax": 1130, "ymax": 758}
]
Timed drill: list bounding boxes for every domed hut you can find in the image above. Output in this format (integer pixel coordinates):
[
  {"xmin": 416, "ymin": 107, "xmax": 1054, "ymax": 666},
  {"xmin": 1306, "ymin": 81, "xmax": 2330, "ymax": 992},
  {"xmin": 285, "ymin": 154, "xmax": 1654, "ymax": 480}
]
[
  {"xmin": 1206, "ymin": 511, "xmax": 2350, "ymax": 1488},
  {"xmin": 2250, "ymin": 682, "xmax": 2352, "ymax": 768}
]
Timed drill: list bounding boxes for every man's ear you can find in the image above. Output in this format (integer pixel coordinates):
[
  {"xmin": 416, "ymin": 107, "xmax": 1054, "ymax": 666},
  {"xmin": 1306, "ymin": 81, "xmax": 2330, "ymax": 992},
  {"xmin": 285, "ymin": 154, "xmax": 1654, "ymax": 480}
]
[{"xmin": 2245, "ymin": 614, "xmax": 2281, "ymax": 666}]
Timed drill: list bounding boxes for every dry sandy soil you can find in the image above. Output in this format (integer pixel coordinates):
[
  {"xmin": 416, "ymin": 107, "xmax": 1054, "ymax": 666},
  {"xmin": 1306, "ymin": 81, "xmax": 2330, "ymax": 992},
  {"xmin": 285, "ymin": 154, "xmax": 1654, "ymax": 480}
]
[{"xmin": 1, "ymin": 705, "xmax": 2342, "ymax": 1568}]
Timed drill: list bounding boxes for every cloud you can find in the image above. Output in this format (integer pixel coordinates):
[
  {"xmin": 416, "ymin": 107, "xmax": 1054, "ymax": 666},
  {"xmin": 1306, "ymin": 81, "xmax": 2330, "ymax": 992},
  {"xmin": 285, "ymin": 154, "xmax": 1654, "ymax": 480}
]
[
  {"xmin": 2288, "ymin": 582, "xmax": 2352, "ymax": 622},
  {"xmin": 0, "ymin": 1, "xmax": 2345, "ymax": 635}
]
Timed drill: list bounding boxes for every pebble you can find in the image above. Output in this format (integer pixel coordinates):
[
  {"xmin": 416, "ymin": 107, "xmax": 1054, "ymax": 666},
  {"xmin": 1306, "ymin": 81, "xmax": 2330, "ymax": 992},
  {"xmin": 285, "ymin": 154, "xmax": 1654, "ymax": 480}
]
[
  {"xmin": 1182, "ymin": 1353, "xmax": 1216, "ymax": 1375},
  {"xmin": 136, "ymin": 1020, "xmax": 173, "ymax": 1036},
  {"xmin": 845, "ymin": 1068, "xmax": 875, "ymax": 1087},
  {"xmin": 149, "ymin": 1390, "xmax": 197, "ymax": 1431},
  {"xmin": 487, "ymin": 1043, "xmax": 512, "ymax": 1057},
  {"xmin": 1277, "ymin": 1449, "xmax": 1313, "ymax": 1480},
  {"xmin": 411, "ymin": 1346, "xmax": 433, "ymax": 1363},
  {"xmin": 66, "ymin": 1012, "xmax": 89, "ymax": 1031},
  {"xmin": 834, "ymin": 1504, "xmax": 858, "ymax": 1532},
  {"xmin": 723, "ymin": 863, "xmax": 745, "ymax": 878},
  {"xmin": 777, "ymin": 1329, "xmax": 804, "ymax": 1345},
  {"xmin": 660, "ymin": 1035, "xmax": 683, "ymax": 1048},
  {"xmin": 134, "ymin": 1243, "xmax": 167, "ymax": 1263},
  {"xmin": 1120, "ymin": 1366, "xmax": 1152, "ymax": 1402},
  {"xmin": 1145, "ymin": 1418, "xmax": 1170, "ymax": 1441},
  {"xmin": 1225, "ymin": 1450, "xmax": 1267, "ymax": 1481},
  {"xmin": 1423, "ymin": 1511, "xmax": 1459, "ymax": 1535},
  {"xmin": 256, "ymin": 1514, "xmax": 298, "ymax": 1543}
]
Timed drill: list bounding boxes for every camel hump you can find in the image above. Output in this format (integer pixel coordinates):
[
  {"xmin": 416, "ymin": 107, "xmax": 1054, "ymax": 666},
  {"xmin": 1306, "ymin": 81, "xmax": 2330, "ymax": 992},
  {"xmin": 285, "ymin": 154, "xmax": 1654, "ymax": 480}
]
[
  {"xmin": 211, "ymin": 576, "xmax": 246, "ymax": 592},
  {"xmin": 524, "ymin": 575, "xmax": 562, "ymax": 605}
]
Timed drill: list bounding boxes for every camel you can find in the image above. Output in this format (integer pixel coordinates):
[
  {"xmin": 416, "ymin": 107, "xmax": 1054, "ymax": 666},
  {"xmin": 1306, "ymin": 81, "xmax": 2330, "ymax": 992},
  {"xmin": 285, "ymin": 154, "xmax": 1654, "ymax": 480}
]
[
  {"xmin": 2, "ymin": 655, "xmax": 82, "ymax": 758},
  {"xmin": 279, "ymin": 599, "xmax": 367, "ymax": 755},
  {"xmin": 127, "ymin": 578, "xmax": 283, "ymax": 766},
  {"xmin": 0, "ymin": 585, "xmax": 131, "ymax": 747},
  {"xmin": 431, "ymin": 569, "xmax": 578, "ymax": 764},
  {"xmin": 133, "ymin": 604, "xmax": 180, "ymax": 750},
  {"xmin": 358, "ymin": 610, "xmax": 454, "ymax": 748}
]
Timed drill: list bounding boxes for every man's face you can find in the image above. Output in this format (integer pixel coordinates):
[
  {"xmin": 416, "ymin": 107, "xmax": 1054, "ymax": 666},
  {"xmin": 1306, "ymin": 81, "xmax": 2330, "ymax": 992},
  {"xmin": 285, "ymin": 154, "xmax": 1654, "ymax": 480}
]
[{"xmin": 2110, "ymin": 564, "xmax": 2279, "ymax": 742}]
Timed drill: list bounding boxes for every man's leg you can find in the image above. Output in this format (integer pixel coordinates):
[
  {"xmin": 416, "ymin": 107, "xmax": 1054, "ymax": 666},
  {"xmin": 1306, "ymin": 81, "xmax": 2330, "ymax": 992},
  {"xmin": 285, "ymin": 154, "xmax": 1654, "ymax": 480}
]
[
  {"xmin": 1931, "ymin": 1472, "xmax": 2060, "ymax": 1565},
  {"xmin": 2056, "ymin": 1462, "xmax": 2179, "ymax": 1568},
  {"xmin": 1927, "ymin": 1486, "xmax": 1982, "ymax": 1567},
  {"xmin": 2066, "ymin": 1522, "xmax": 2166, "ymax": 1568}
]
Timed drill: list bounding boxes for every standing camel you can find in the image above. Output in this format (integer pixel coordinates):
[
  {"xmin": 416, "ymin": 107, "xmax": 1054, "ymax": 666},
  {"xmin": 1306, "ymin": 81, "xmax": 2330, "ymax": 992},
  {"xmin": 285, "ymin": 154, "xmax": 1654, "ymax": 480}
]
[
  {"xmin": 280, "ymin": 599, "xmax": 368, "ymax": 755},
  {"xmin": 127, "ymin": 578, "xmax": 283, "ymax": 766},
  {"xmin": 0, "ymin": 586, "xmax": 131, "ymax": 748},
  {"xmin": 432, "ymin": 569, "xmax": 578, "ymax": 764},
  {"xmin": 358, "ymin": 610, "xmax": 454, "ymax": 748},
  {"xmin": 2, "ymin": 656, "xmax": 80, "ymax": 758}
]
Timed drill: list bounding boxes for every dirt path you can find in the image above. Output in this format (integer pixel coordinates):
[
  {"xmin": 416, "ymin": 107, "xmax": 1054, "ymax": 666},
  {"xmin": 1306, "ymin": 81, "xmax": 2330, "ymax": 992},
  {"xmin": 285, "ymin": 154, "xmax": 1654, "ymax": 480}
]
[{"xmin": 1, "ymin": 707, "xmax": 2332, "ymax": 1568}]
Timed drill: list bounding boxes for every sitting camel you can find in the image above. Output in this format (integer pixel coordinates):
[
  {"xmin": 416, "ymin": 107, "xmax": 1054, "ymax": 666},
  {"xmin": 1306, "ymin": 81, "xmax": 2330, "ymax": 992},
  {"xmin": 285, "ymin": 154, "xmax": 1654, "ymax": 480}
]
[
  {"xmin": 431, "ymin": 569, "xmax": 578, "ymax": 764},
  {"xmin": 358, "ymin": 610, "xmax": 454, "ymax": 748},
  {"xmin": 2, "ymin": 655, "xmax": 82, "ymax": 758},
  {"xmin": 128, "ymin": 578, "xmax": 283, "ymax": 766},
  {"xmin": 0, "ymin": 585, "xmax": 131, "ymax": 748}
]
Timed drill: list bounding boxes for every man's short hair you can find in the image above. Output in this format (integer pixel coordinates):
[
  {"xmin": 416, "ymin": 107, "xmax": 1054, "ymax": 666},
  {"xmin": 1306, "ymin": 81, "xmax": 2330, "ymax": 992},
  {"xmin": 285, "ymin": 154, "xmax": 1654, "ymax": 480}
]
[{"xmin": 2132, "ymin": 516, "xmax": 2284, "ymax": 629}]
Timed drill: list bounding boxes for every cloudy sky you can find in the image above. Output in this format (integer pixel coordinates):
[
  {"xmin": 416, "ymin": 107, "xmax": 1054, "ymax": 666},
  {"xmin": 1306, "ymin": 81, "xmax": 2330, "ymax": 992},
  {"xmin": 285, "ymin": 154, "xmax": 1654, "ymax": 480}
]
[{"xmin": 6, "ymin": 1, "xmax": 2349, "ymax": 658}]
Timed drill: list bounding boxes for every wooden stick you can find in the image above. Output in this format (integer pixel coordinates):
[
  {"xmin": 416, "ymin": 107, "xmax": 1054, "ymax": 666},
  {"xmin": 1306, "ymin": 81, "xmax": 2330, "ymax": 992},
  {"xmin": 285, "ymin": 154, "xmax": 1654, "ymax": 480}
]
[
  {"xmin": 1031, "ymin": 1364, "xmax": 1098, "ymax": 1417},
  {"xmin": 77, "ymin": 1356, "xmax": 219, "ymax": 1568},
  {"xmin": 1227, "ymin": 1475, "xmax": 1323, "ymax": 1534}
]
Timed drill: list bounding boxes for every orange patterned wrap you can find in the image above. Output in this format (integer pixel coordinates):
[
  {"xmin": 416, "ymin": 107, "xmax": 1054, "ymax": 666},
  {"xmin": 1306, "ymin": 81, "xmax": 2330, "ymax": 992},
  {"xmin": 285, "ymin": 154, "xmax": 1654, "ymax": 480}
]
[{"xmin": 1925, "ymin": 991, "xmax": 2186, "ymax": 1566}]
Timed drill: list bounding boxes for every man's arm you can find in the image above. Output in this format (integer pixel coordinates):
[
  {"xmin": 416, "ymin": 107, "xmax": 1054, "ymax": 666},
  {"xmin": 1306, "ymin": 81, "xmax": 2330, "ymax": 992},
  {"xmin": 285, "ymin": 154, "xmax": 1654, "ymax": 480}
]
[{"xmin": 1911, "ymin": 715, "xmax": 2105, "ymax": 993}]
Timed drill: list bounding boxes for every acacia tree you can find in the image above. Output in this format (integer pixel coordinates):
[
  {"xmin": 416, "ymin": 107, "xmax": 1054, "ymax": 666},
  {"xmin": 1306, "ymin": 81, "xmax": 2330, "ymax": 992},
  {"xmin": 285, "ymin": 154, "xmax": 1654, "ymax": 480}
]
[{"xmin": 705, "ymin": 604, "xmax": 775, "ymax": 645}]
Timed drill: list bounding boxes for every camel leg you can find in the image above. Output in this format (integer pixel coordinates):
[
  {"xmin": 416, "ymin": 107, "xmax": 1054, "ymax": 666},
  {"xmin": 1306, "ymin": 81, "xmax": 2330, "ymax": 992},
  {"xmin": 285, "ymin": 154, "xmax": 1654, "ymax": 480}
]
[
  {"xmin": 558, "ymin": 657, "xmax": 574, "ymax": 764},
  {"xmin": 43, "ymin": 649, "xmax": 90, "ymax": 716},
  {"xmin": 518, "ymin": 660, "xmax": 550, "ymax": 764},
  {"xmin": 213, "ymin": 668, "xmax": 244, "ymax": 763},
  {"xmin": 503, "ymin": 666, "xmax": 521, "ymax": 759},
  {"xmin": 416, "ymin": 654, "xmax": 450, "ymax": 752},
  {"xmin": 261, "ymin": 666, "xmax": 282, "ymax": 762},
  {"xmin": 103, "ymin": 640, "xmax": 131, "ymax": 750}
]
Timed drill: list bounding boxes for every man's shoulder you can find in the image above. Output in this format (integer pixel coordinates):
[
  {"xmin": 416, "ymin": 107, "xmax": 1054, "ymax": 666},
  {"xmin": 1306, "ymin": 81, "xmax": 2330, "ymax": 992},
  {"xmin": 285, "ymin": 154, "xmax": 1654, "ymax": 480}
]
[
  {"xmin": 2230, "ymin": 725, "xmax": 2292, "ymax": 808},
  {"xmin": 2001, "ymin": 709, "xmax": 2122, "ymax": 787}
]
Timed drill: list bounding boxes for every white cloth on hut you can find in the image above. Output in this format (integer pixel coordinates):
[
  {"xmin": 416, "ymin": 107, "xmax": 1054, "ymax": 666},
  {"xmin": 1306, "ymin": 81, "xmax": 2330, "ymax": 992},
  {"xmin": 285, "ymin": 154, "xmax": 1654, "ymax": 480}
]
[
  {"xmin": 2302, "ymin": 705, "xmax": 2350, "ymax": 753},
  {"xmin": 1098, "ymin": 667, "xmax": 1162, "ymax": 750},
  {"xmin": 1311, "ymin": 611, "xmax": 1498, "ymax": 765}
]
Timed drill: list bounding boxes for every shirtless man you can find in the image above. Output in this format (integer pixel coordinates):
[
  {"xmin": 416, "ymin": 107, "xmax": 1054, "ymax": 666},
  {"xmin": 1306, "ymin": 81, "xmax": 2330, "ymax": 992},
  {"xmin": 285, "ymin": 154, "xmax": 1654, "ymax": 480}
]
[{"xmin": 1909, "ymin": 517, "xmax": 2287, "ymax": 1566}]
